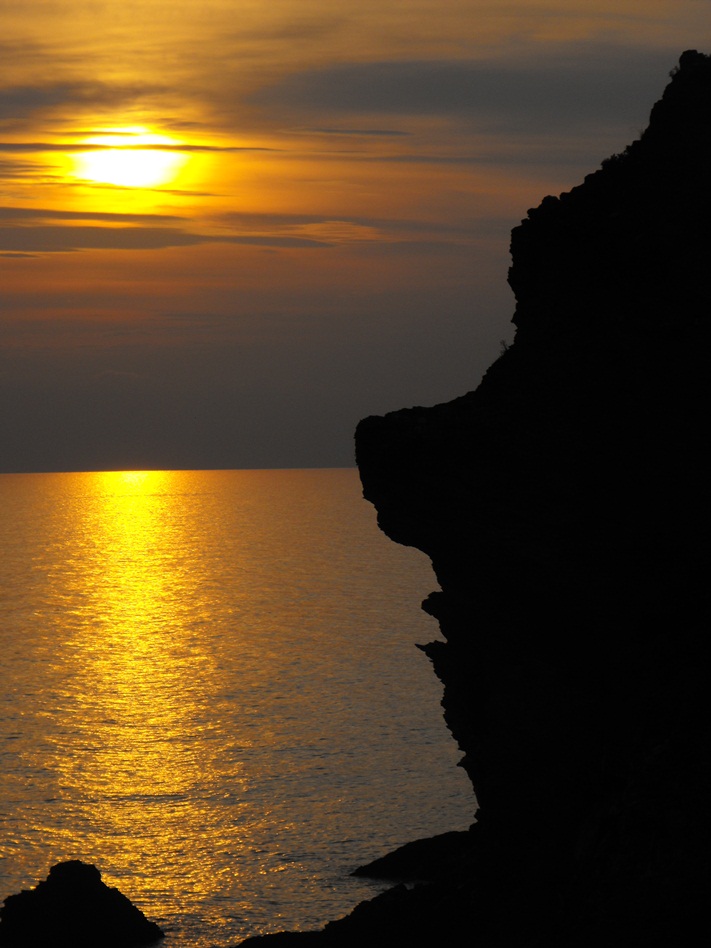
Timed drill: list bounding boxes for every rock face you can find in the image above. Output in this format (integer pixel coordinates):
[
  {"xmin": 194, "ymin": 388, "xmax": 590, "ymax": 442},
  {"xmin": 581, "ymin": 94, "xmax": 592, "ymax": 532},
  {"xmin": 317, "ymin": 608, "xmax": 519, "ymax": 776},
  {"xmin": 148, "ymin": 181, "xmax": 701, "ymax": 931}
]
[
  {"xmin": 242, "ymin": 50, "xmax": 711, "ymax": 946},
  {"xmin": 0, "ymin": 861, "xmax": 164, "ymax": 948}
]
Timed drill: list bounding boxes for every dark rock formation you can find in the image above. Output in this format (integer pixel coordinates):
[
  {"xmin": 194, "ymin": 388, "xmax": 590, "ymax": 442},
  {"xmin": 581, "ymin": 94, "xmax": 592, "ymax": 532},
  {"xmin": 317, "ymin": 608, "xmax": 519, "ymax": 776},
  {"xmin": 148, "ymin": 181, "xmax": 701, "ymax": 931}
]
[
  {"xmin": 240, "ymin": 50, "xmax": 711, "ymax": 946},
  {"xmin": 0, "ymin": 861, "xmax": 164, "ymax": 948},
  {"xmin": 352, "ymin": 829, "xmax": 476, "ymax": 883}
]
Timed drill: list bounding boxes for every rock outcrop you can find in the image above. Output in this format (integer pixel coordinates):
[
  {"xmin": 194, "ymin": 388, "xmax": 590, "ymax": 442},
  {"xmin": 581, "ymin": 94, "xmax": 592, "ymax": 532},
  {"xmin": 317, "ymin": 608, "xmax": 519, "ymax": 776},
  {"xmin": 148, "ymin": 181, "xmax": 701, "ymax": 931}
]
[
  {"xmin": 0, "ymin": 861, "xmax": 164, "ymax": 948},
  {"xmin": 241, "ymin": 50, "xmax": 711, "ymax": 946}
]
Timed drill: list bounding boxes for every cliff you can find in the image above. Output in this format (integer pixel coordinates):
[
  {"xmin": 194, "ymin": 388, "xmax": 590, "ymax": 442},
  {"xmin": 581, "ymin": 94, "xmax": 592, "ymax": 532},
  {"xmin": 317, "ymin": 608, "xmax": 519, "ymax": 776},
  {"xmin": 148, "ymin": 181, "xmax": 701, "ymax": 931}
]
[{"xmin": 242, "ymin": 50, "xmax": 711, "ymax": 946}]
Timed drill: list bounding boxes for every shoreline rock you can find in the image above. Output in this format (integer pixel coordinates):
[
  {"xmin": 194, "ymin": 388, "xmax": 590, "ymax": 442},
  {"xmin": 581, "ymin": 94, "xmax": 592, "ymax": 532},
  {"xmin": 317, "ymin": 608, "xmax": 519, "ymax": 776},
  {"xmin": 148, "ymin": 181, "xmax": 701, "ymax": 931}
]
[
  {"xmin": 0, "ymin": 861, "xmax": 164, "ymax": 948},
  {"xmin": 351, "ymin": 828, "xmax": 476, "ymax": 882}
]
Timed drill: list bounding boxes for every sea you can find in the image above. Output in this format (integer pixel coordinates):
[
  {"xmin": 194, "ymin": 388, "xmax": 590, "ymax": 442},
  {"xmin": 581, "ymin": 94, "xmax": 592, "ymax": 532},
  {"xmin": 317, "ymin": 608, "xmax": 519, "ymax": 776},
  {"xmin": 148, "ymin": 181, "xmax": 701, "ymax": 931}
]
[{"xmin": 0, "ymin": 468, "xmax": 474, "ymax": 947}]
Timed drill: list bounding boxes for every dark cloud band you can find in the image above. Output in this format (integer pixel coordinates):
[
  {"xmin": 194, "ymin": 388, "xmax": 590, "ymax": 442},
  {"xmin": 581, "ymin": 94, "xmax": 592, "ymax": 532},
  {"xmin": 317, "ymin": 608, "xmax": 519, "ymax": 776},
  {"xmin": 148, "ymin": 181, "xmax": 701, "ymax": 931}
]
[{"xmin": 251, "ymin": 43, "xmax": 676, "ymax": 132}]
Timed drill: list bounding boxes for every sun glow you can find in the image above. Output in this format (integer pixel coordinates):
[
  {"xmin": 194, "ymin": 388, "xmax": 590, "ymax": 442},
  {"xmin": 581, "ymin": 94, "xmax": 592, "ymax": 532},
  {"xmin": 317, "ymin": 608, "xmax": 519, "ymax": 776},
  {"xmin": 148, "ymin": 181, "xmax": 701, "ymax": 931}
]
[{"xmin": 71, "ymin": 127, "xmax": 187, "ymax": 188}]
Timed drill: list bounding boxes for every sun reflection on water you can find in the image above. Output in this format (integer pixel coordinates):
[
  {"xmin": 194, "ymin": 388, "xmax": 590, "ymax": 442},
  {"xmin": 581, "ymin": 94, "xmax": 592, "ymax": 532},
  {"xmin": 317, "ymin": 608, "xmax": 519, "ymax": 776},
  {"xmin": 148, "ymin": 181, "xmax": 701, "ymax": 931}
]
[
  {"xmin": 1, "ymin": 469, "xmax": 473, "ymax": 946},
  {"xmin": 44, "ymin": 471, "xmax": 246, "ymax": 917}
]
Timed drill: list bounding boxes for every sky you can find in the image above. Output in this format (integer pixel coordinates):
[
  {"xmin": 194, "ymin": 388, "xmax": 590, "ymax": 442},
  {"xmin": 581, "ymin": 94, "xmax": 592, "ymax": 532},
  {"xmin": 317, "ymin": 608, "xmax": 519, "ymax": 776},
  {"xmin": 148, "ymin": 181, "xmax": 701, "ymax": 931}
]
[{"xmin": 1, "ymin": 1, "xmax": 709, "ymax": 473}]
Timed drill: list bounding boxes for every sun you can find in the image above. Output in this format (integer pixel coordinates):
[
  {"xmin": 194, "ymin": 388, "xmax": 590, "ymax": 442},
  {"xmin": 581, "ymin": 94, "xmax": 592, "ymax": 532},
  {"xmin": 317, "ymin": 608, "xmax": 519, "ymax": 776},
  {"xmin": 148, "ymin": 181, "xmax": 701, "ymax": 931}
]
[{"xmin": 71, "ymin": 126, "xmax": 187, "ymax": 189}]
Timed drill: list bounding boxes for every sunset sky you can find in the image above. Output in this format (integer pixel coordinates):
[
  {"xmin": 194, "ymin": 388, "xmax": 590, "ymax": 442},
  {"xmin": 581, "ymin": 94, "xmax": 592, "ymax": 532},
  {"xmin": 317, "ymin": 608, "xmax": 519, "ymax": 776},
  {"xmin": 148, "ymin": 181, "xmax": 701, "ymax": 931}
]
[{"xmin": 1, "ymin": 1, "xmax": 708, "ymax": 472}]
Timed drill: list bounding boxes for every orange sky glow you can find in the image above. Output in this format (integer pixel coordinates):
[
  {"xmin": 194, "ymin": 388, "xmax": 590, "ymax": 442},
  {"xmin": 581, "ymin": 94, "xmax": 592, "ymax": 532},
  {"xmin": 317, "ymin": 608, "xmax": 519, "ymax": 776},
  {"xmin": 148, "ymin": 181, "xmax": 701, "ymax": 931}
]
[{"xmin": 1, "ymin": 0, "xmax": 708, "ymax": 471}]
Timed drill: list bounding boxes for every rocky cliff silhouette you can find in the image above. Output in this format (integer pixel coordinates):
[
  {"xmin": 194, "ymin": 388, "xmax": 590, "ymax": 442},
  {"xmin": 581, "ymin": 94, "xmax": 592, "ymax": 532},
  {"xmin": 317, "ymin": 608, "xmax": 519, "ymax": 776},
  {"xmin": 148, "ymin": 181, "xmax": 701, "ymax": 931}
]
[{"xmin": 242, "ymin": 50, "xmax": 711, "ymax": 946}]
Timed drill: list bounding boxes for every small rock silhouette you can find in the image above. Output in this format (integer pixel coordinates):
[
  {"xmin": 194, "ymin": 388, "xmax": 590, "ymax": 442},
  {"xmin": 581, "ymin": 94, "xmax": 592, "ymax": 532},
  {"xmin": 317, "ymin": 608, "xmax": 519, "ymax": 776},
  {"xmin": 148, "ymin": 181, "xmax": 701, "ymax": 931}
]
[{"xmin": 0, "ymin": 860, "xmax": 164, "ymax": 947}]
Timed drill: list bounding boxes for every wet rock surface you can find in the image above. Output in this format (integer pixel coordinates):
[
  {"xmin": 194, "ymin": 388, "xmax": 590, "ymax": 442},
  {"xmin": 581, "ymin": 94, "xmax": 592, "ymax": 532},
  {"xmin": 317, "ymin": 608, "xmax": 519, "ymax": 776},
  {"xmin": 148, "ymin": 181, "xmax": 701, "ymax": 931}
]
[
  {"xmin": 242, "ymin": 50, "xmax": 711, "ymax": 946},
  {"xmin": 0, "ymin": 861, "xmax": 164, "ymax": 948}
]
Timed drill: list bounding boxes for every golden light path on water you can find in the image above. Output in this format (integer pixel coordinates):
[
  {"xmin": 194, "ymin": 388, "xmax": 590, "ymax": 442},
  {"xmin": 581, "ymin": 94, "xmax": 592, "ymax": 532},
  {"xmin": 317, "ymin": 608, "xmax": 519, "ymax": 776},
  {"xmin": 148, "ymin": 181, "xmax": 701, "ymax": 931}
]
[
  {"xmin": 41, "ymin": 472, "xmax": 242, "ymax": 919},
  {"xmin": 2, "ymin": 469, "xmax": 473, "ymax": 946}
]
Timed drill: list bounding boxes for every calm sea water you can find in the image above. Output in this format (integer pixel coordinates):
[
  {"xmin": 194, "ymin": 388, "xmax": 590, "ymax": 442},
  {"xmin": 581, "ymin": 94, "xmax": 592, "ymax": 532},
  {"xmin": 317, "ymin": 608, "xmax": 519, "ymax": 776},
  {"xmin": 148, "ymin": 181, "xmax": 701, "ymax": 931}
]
[{"xmin": 0, "ymin": 468, "xmax": 473, "ymax": 946}]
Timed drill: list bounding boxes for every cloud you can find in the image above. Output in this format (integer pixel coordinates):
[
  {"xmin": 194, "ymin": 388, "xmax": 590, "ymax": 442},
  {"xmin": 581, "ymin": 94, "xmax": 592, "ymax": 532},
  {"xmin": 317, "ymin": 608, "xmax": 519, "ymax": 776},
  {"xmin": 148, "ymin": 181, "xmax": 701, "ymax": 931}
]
[
  {"xmin": 286, "ymin": 128, "xmax": 411, "ymax": 138},
  {"xmin": 1, "ymin": 206, "xmax": 487, "ymax": 256},
  {"xmin": 0, "ymin": 158, "xmax": 37, "ymax": 179},
  {"xmin": 224, "ymin": 14, "xmax": 347, "ymax": 43},
  {"xmin": 0, "ymin": 80, "xmax": 167, "ymax": 120},
  {"xmin": 0, "ymin": 224, "xmax": 202, "ymax": 253},
  {"xmin": 0, "ymin": 223, "xmax": 330, "ymax": 254},
  {"xmin": 250, "ymin": 42, "xmax": 677, "ymax": 133},
  {"xmin": 0, "ymin": 205, "xmax": 183, "ymax": 223},
  {"xmin": 223, "ymin": 235, "xmax": 331, "ymax": 248},
  {"xmin": 213, "ymin": 210, "xmax": 510, "ymax": 245},
  {"xmin": 0, "ymin": 141, "xmax": 275, "ymax": 154}
]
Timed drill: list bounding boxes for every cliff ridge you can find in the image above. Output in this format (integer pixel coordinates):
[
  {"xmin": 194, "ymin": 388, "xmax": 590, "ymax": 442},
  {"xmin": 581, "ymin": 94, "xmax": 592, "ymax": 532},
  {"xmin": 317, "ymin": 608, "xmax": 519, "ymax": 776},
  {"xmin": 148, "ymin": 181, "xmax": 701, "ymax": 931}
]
[{"xmin": 244, "ymin": 50, "xmax": 711, "ymax": 947}]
